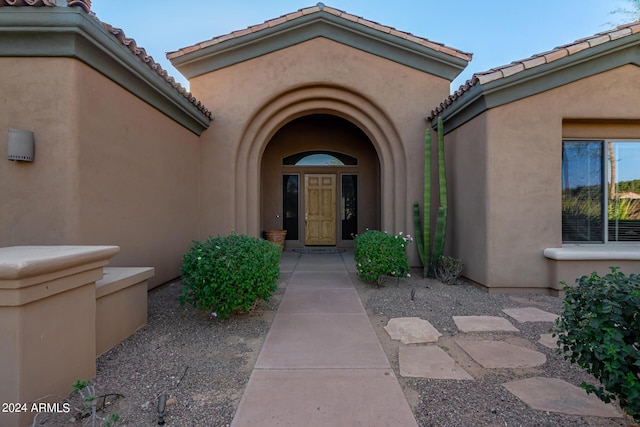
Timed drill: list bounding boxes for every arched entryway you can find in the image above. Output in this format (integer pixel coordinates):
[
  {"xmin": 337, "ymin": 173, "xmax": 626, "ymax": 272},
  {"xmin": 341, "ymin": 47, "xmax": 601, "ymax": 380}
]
[
  {"xmin": 261, "ymin": 114, "xmax": 380, "ymax": 247},
  {"xmin": 233, "ymin": 83, "xmax": 407, "ymax": 243}
]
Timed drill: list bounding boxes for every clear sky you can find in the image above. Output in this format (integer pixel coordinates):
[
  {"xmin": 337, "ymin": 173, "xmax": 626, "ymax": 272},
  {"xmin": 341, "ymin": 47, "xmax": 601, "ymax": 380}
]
[{"xmin": 90, "ymin": 1, "xmax": 631, "ymax": 91}]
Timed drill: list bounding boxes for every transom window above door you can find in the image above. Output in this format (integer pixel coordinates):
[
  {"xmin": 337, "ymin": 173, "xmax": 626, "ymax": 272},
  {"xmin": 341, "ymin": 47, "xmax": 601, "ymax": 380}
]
[{"xmin": 283, "ymin": 151, "xmax": 358, "ymax": 166}]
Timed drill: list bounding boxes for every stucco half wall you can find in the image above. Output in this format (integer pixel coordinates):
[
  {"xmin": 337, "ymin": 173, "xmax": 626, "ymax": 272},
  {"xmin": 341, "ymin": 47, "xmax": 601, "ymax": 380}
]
[
  {"xmin": 188, "ymin": 36, "xmax": 453, "ymax": 264},
  {"xmin": 443, "ymin": 64, "xmax": 640, "ymax": 293}
]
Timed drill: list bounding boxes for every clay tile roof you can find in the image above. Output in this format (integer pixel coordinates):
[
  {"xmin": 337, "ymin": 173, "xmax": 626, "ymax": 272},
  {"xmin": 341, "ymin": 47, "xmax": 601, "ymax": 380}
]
[
  {"xmin": 0, "ymin": 0, "xmax": 91, "ymax": 11},
  {"xmin": 167, "ymin": 3, "xmax": 472, "ymax": 63},
  {"xmin": 98, "ymin": 22, "xmax": 212, "ymax": 119},
  {"xmin": 0, "ymin": 0, "xmax": 57, "ymax": 5},
  {"xmin": 0, "ymin": 0, "xmax": 213, "ymax": 119},
  {"xmin": 428, "ymin": 20, "xmax": 640, "ymax": 120}
]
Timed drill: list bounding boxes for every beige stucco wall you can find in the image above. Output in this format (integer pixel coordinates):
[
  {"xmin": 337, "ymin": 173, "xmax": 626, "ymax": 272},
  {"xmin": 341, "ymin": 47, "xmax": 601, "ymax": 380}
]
[
  {"xmin": 447, "ymin": 64, "xmax": 640, "ymax": 291},
  {"xmin": 189, "ymin": 37, "xmax": 451, "ymax": 263},
  {"xmin": 0, "ymin": 58, "xmax": 79, "ymax": 245},
  {"xmin": 73, "ymin": 62, "xmax": 201, "ymax": 287},
  {"xmin": 443, "ymin": 115, "xmax": 489, "ymax": 285},
  {"xmin": 1, "ymin": 58, "xmax": 201, "ymax": 287}
]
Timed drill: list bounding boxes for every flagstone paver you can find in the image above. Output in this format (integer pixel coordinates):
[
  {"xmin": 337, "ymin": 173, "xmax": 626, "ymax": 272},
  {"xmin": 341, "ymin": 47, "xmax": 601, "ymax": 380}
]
[
  {"xmin": 453, "ymin": 315, "xmax": 519, "ymax": 332},
  {"xmin": 538, "ymin": 333, "xmax": 558, "ymax": 349},
  {"xmin": 503, "ymin": 377, "xmax": 623, "ymax": 418},
  {"xmin": 455, "ymin": 340, "xmax": 546, "ymax": 368},
  {"xmin": 399, "ymin": 346, "xmax": 473, "ymax": 380},
  {"xmin": 384, "ymin": 317, "xmax": 442, "ymax": 344},
  {"xmin": 502, "ymin": 307, "xmax": 559, "ymax": 322}
]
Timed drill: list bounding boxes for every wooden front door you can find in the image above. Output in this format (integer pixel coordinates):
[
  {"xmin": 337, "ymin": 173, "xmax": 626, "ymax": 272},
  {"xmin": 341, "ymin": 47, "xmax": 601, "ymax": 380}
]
[{"xmin": 305, "ymin": 174, "xmax": 336, "ymax": 245}]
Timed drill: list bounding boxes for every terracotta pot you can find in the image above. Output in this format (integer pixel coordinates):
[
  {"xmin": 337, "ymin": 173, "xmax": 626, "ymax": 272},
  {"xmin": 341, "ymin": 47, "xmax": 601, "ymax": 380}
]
[{"xmin": 264, "ymin": 230, "xmax": 287, "ymax": 248}]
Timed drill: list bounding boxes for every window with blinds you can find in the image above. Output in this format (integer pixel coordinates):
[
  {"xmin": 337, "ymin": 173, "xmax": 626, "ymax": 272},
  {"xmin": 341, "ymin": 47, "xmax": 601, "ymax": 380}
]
[{"xmin": 562, "ymin": 140, "xmax": 640, "ymax": 243}]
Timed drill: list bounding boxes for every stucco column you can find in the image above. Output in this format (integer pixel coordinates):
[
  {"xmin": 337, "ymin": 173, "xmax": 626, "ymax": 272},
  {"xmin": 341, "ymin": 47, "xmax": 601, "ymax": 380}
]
[{"xmin": 0, "ymin": 245, "xmax": 119, "ymax": 427}]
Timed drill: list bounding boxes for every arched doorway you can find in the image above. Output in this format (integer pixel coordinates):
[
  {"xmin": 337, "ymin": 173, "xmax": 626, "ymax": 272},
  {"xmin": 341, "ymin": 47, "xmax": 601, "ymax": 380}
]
[{"xmin": 261, "ymin": 114, "xmax": 380, "ymax": 247}]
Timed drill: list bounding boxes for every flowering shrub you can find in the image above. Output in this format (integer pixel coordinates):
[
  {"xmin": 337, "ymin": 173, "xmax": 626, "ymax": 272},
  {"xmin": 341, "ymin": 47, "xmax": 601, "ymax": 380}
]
[
  {"xmin": 553, "ymin": 268, "xmax": 640, "ymax": 421},
  {"xmin": 178, "ymin": 233, "xmax": 280, "ymax": 319},
  {"xmin": 354, "ymin": 230, "xmax": 412, "ymax": 284}
]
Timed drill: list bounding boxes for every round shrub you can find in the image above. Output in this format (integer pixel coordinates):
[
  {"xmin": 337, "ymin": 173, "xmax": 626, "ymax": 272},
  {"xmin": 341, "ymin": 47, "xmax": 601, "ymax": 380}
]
[
  {"xmin": 178, "ymin": 233, "xmax": 280, "ymax": 318},
  {"xmin": 354, "ymin": 230, "xmax": 411, "ymax": 284},
  {"xmin": 554, "ymin": 267, "xmax": 640, "ymax": 421}
]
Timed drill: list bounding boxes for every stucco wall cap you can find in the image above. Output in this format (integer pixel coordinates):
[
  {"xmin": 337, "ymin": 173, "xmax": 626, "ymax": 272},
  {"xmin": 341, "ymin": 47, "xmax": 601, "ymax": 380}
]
[
  {"xmin": 0, "ymin": 246, "xmax": 120, "ymax": 281},
  {"xmin": 544, "ymin": 245, "xmax": 640, "ymax": 261}
]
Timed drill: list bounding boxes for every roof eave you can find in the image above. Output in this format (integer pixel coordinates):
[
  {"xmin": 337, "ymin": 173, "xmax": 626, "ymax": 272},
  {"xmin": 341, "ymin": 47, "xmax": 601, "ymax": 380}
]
[
  {"xmin": 433, "ymin": 30, "xmax": 640, "ymax": 132},
  {"xmin": 0, "ymin": 8, "xmax": 211, "ymax": 135},
  {"xmin": 170, "ymin": 11, "xmax": 469, "ymax": 82}
]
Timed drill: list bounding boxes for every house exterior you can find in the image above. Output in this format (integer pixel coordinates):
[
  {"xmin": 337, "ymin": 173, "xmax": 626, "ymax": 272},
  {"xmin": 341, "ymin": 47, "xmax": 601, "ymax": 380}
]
[
  {"xmin": 1, "ymin": 2, "xmax": 638, "ymax": 294},
  {"xmin": 431, "ymin": 22, "xmax": 640, "ymax": 294}
]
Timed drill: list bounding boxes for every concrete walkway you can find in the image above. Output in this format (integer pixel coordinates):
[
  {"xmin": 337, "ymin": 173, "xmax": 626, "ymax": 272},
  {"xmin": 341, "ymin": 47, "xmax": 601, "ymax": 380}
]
[{"xmin": 231, "ymin": 251, "xmax": 418, "ymax": 427}]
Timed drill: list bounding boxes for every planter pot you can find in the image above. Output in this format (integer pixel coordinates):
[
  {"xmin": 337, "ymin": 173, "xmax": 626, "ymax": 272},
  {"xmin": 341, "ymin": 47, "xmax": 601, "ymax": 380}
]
[{"xmin": 264, "ymin": 230, "xmax": 287, "ymax": 248}]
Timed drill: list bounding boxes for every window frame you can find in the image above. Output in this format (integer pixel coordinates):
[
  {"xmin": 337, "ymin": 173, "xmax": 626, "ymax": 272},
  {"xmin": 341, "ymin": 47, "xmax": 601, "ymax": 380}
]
[{"xmin": 562, "ymin": 138, "xmax": 640, "ymax": 244}]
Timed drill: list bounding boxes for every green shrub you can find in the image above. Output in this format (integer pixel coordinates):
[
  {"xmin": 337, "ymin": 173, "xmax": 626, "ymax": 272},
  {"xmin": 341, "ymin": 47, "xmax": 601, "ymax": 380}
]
[
  {"xmin": 178, "ymin": 233, "xmax": 280, "ymax": 318},
  {"xmin": 553, "ymin": 267, "xmax": 640, "ymax": 421},
  {"xmin": 434, "ymin": 256, "xmax": 463, "ymax": 285},
  {"xmin": 354, "ymin": 230, "xmax": 411, "ymax": 284}
]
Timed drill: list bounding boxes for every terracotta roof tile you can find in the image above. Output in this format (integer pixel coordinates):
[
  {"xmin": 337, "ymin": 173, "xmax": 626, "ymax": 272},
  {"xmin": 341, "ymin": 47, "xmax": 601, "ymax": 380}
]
[
  {"xmin": 0, "ymin": 0, "xmax": 91, "ymax": 10},
  {"xmin": 565, "ymin": 40, "xmax": 590, "ymax": 55},
  {"xmin": 340, "ymin": 12, "xmax": 358, "ymax": 23},
  {"xmin": 609, "ymin": 27, "xmax": 632, "ymax": 40},
  {"xmin": 266, "ymin": 16, "xmax": 287, "ymax": 27},
  {"xmin": 521, "ymin": 55, "xmax": 547, "ymax": 69},
  {"xmin": 249, "ymin": 22, "xmax": 269, "ymax": 32},
  {"xmin": 1, "ymin": 0, "xmax": 56, "ymax": 6},
  {"xmin": 500, "ymin": 62, "xmax": 525, "ymax": 78},
  {"xmin": 286, "ymin": 11, "xmax": 304, "ymax": 20},
  {"xmin": 301, "ymin": 5, "xmax": 320, "ymax": 15},
  {"xmin": 168, "ymin": 3, "xmax": 472, "ymax": 63},
  {"xmin": 428, "ymin": 20, "xmax": 640, "ymax": 120},
  {"xmin": 545, "ymin": 48, "xmax": 570, "ymax": 62},
  {"xmin": 588, "ymin": 34, "xmax": 612, "ymax": 47}
]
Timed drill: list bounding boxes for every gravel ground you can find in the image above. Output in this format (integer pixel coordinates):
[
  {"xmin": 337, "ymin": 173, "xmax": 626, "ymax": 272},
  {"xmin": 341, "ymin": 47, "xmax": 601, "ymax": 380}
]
[
  {"xmin": 37, "ymin": 266, "xmax": 635, "ymax": 426},
  {"xmin": 353, "ymin": 272, "xmax": 635, "ymax": 427},
  {"xmin": 37, "ymin": 274, "xmax": 288, "ymax": 427}
]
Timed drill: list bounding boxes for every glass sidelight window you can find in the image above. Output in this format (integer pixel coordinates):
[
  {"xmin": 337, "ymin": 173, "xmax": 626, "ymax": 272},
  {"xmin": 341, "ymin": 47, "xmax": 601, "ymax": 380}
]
[
  {"xmin": 341, "ymin": 174, "xmax": 358, "ymax": 240},
  {"xmin": 282, "ymin": 174, "xmax": 299, "ymax": 240}
]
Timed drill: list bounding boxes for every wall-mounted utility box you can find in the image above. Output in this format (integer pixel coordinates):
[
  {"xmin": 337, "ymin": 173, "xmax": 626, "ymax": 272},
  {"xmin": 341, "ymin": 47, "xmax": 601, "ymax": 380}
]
[{"xmin": 8, "ymin": 129, "xmax": 35, "ymax": 162}]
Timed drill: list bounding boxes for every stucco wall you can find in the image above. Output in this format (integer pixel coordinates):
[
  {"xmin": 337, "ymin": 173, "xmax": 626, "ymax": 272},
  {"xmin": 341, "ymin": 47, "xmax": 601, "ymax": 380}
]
[
  {"xmin": 443, "ymin": 115, "xmax": 489, "ymax": 285},
  {"xmin": 448, "ymin": 64, "xmax": 640, "ymax": 291},
  {"xmin": 189, "ymin": 37, "xmax": 451, "ymax": 264},
  {"xmin": 0, "ymin": 58, "xmax": 79, "ymax": 245},
  {"xmin": 74, "ymin": 61, "xmax": 201, "ymax": 287},
  {"xmin": 1, "ymin": 58, "xmax": 201, "ymax": 287}
]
